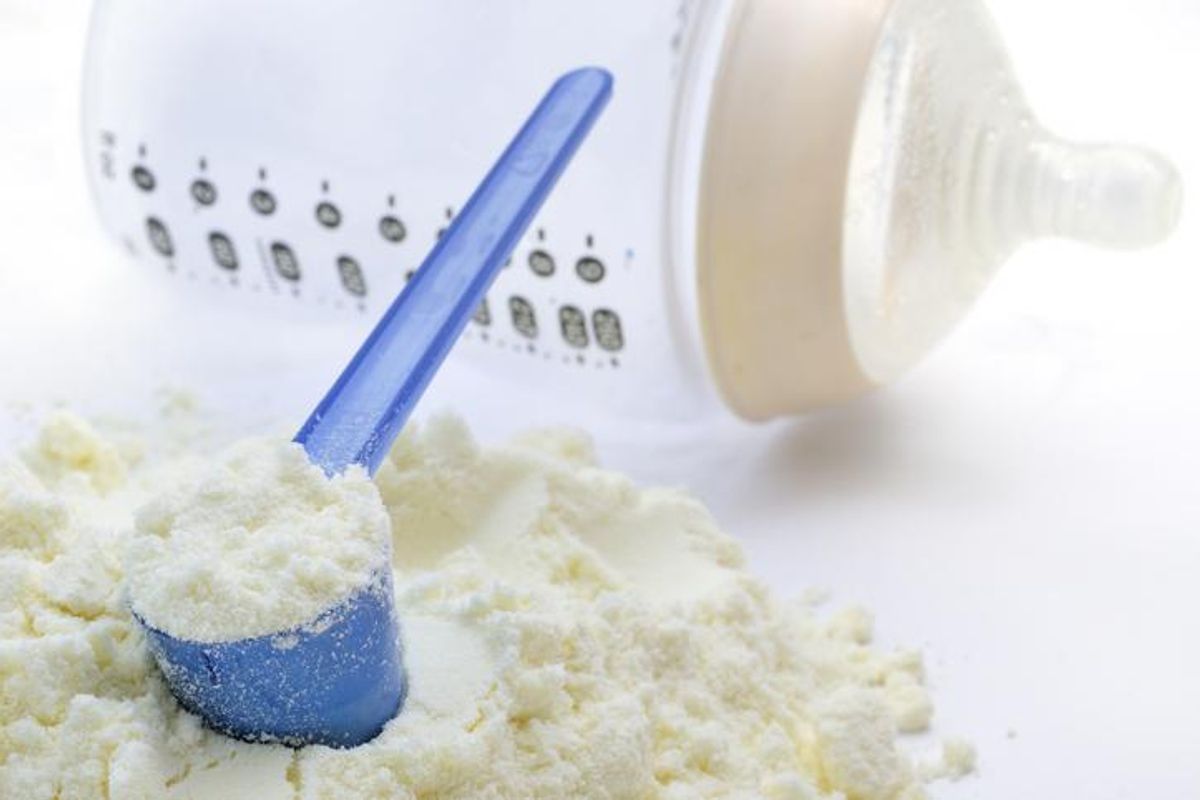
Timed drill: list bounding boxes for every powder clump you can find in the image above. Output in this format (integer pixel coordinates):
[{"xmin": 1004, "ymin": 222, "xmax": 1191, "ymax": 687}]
[{"xmin": 0, "ymin": 409, "xmax": 972, "ymax": 799}]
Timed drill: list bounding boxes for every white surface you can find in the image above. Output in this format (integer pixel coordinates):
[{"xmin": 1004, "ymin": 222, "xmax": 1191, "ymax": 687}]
[{"xmin": 1, "ymin": 1, "xmax": 1197, "ymax": 797}]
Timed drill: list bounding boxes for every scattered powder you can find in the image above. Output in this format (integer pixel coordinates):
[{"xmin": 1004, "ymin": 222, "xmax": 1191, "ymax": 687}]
[
  {"xmin": 23, "ymin": 411, "xmax": 129, "ymax": 495},
  {"xmin": 125, "ymin": 439, "xmax": 390, "ymax": 641},
  {"xmin": 918, "ymin": 738, "xmax": 978, "ymax": 783},
  {"xmin": 0, "ymin": 409, "xmax": 973, "ymax": 799},
  {"xmin": 941, "ymin": 739, "xmax": 978, "ymax": 778}
]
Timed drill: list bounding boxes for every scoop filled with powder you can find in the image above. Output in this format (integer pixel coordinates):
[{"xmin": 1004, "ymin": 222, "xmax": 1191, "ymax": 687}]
[
  {"xmin": 124, "ymin": 438, "xmax": 404, "ymax": 747},
  {"xmin": 126, "ymin": 439, "xmax": 391, "ymax": 643}
]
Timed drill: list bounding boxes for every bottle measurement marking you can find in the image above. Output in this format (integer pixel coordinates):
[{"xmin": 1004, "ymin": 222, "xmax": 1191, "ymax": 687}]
[
  {"xmin": 528, "ymin": 249, "xmax": 555, "ymax": 277},
  {"xmin": 122, "ymin": 177, "xmax": 622, "ymax": 341},
  {"xmin": 337, "ymin": 255, "xmax": 367, "ymax": 297},
  {"xmin": 559, "ymin": 305, "xmax": 588, "ymax": 348},
  {"xmin": 145, "ymin": 216, "xmax": 174, "ymax": 257},
  {"xmin": 315, "ymin": 201, "xmax": 342, "ymax": 229},
  {"xmin": 208, "ymin": 232, "xmax": 238, "ymax": 270},
  {"xmin": 99, "ymin": 150, "xmax": 116, "ymax": 180},
  {"xmin": 508, "ymin": 296, "xmax": 538, "ymax": 339},
  {"xmin": 592, "ymin": 308, "xmax": 624, "ymax": 352},
  {"xmin": 251, "ymin": 238, "xmax": 280, "ymax": 293},
  {"xmin": 250, "ymin": 188, "xmax": 277, "ymax": 216},
  {"xmin": 270, "ymin": 242, "xmax": 302, "ymax": 282},
  {"xmin": 131, "ymin": 165, "xmax": 156, "ymax": 192},
  {"xmin": 575, "ymin": 256, "xmax": 605, "ymax": 283},
  {"xmin": 379, "ymin": 215, "xmax": 407, "ymax": 243},
  {"xmin": 191, "ymin": 179, "xmax": 218, "ymax": 206}
]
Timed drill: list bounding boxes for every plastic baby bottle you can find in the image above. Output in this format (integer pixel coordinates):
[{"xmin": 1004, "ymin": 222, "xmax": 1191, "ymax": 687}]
[{"xmin": 82, "ymin": 0, "xmax": 1182, "ymax": 422}]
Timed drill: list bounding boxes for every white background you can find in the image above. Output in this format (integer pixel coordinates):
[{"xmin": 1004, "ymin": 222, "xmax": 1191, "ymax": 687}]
[{"xmin": 1, "ymin": 1, "xmax": 1198, "ymax": 798}]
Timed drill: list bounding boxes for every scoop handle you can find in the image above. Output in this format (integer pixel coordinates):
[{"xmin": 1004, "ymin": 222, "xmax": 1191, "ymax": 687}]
[{"xmin": 296, "ymin": 68, "xmax": 613, "ymax": 476}]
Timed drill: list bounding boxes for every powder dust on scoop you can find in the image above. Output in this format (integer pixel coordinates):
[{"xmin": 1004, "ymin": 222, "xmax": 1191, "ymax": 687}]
[{"xmin": 0, "ymin": 407, "xmax": 974, "ymax": 799}]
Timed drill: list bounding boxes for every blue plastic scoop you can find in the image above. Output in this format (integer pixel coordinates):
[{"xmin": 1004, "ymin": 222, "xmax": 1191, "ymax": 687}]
[{"xmin": 137, "ymin": 67, "xmax": 613, "ymax": 749}]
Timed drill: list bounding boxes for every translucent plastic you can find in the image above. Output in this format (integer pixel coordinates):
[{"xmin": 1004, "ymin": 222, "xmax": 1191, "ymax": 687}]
[
  {"xmin": 137, "ymin": 68, "xmax": 613, "ymax": 749},
  {"xmin": 843, "ymin": 0, "xmax": 1183, "ymax": 384},
  {"xmin": 82, "ymin": 1, "xmax": 706, "ymax": 429},
  {"xmin": 82, "ymin": 1, "xmax": 1183, "ymax": 422}
]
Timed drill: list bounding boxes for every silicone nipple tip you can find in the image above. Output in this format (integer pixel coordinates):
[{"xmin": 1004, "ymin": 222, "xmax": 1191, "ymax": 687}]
[{"xmin": 1075, "ymin": 145, "xmax": 1184, "ymax": 250}]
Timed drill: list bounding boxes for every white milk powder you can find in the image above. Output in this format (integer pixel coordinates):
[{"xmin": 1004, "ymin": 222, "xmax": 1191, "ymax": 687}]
[
  {"xmin": 0, "ymin": 409, "xmax": 972, "ymax": 799},
  {"xmin": 126, "ymin": 439, "xmax": 390, "ymax": 641}
]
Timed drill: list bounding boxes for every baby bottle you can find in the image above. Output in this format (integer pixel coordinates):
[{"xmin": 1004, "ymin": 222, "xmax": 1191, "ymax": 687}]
[{"xmin": 82, "ymin": 0, "xmax": 1181, "ymax": 422}]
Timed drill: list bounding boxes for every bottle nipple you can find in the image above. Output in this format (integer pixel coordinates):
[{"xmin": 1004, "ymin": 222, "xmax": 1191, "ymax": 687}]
[
  {"xmin": 692, "ymin": 0, "xmax": 1186, "ymax": 419},
  {"xmin": 841, "ymin": 0, "xmax": 1184, "ymax": 387},
  {"xmin": 1016, "ymin": 136, "xmax": 1183, "ymax": 251}
]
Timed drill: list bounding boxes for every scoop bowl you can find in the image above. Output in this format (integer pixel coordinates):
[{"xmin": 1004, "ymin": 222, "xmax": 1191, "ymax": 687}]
[{"xmin": 137, "ymin": 569, "xmax": 402, "ymax": 747}]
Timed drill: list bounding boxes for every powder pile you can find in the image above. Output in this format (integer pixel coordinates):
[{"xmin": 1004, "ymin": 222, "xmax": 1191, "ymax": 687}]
[
  {"xmin": 0, "ymin": 409, "xmax": 972, "ymax": 799},
  {"xmin": 125, "ymin": 439, "xmax": 390, "ymax": 641}
]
